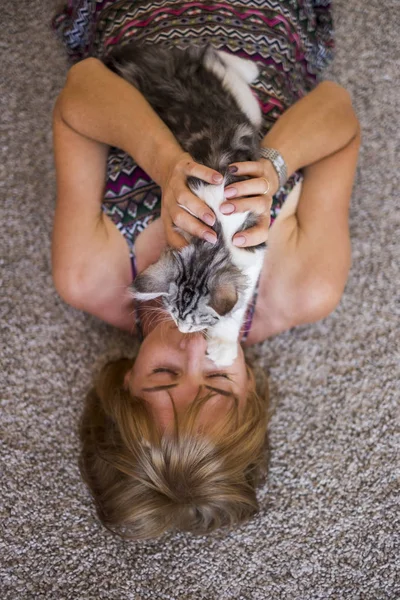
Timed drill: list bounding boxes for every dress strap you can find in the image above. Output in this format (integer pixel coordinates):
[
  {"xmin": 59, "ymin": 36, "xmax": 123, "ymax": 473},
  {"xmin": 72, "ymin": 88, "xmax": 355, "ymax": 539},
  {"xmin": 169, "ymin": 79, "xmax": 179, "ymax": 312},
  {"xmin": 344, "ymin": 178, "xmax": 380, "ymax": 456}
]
[{"xmin": 240, "ymin": 280, "xmax": 260, "ymax": 343}]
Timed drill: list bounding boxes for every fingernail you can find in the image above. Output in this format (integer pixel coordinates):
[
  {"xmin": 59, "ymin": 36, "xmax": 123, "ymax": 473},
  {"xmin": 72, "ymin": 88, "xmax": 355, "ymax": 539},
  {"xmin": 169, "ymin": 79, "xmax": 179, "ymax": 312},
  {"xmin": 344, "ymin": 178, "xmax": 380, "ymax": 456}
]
[
  {"xmin": 228, "ymin": 165, "xmax": 238, "ymax": 173},
  {"xmin": 220, "ymin": 203, "xmax": 235, "ymax": 215},
  {"xmin": 233, "ymin": 235, "xmax": 246, "ymax": 246},
  {"xmin": 203, "ymin": 232, "xmax": 217, "ymax": 244},
  {"xmin": 203, "ymin": 213, "xmax": 215, "ymax": 226},
  {"xmin": 224, "ymin": 187, "xmax": 237, "ymax": 198},
  {"xmin": 212, "ymin": 174, "xmax": 223, "ymax": 183}
]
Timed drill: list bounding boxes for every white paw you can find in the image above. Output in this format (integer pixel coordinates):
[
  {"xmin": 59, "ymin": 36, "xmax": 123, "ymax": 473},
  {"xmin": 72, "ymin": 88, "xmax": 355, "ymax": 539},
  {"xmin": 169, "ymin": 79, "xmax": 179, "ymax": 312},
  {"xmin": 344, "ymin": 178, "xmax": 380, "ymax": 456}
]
[
  {"xmin": 241, "ymin": 59, "xmax": 260, "ymax": 83},
  {"xmin": 217, "ymin": 50, "xmax": 259, "ymax": 83},
  {"xmin": 206, "ymin": 338, "xmax": 238, "ymax": 367}
]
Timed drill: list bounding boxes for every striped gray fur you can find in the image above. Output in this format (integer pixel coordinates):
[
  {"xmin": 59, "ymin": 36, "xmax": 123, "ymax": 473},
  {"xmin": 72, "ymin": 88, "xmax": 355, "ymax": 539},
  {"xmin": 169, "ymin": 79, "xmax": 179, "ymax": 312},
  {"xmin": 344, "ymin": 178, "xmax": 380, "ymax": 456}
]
[
  {"xmin": 105, "ymin": 42, "xmax": 264, "ymax": 335},
  {"xmin": 133, "ymin": 222, "xmax": 248, "ymax": 332}
]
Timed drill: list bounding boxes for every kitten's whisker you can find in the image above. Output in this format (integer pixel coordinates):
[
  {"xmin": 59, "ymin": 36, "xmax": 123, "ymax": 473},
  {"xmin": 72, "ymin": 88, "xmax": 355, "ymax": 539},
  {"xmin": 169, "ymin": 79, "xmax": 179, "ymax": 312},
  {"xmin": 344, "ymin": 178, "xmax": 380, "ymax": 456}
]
[
  {"xmin": 200, "ymin": 328, "xmax": 211, "ymax": 340},
  {"xmin": 137, "ymin": 302, "xmax": 169, "ymax": 329},
  {"xmin": 143, "ymin": 312, "xmax": 160, "ymax": 331},
  {"xmin": 142, "ymin": 308, "xmax": 171, "ymax": 333},
  {"xmin": 144, "ymin": 304, "xmax": 168, "ymax": 315}
]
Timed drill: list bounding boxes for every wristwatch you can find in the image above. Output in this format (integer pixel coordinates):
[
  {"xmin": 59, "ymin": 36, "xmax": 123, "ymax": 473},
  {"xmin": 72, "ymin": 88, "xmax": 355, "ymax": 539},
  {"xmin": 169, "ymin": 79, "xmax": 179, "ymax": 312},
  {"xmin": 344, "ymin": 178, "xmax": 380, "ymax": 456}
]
[{"xmin": 259, "ymin": 147, "xmax": 288, "ymax": 189}]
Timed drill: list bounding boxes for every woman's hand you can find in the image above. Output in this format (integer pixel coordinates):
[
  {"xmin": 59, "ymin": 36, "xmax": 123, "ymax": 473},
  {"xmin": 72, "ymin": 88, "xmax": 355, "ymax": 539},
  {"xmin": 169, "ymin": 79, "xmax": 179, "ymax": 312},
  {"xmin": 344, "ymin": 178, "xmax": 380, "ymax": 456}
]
[
  {"xmin": 220, "ymin": 158, "xmax": 279, "ymax": 248},
  {"xmin": 161, "ymin": 152, "xmax": 224, "ymax": 248}
]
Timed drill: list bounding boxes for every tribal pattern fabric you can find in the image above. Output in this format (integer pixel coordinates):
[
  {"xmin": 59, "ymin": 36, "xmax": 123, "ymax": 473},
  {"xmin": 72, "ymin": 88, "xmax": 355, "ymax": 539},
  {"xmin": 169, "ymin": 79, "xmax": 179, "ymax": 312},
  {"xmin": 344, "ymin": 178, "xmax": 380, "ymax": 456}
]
[{"xmin": 53, "ymin": 1, "xmax": 334, "ymax": 257}]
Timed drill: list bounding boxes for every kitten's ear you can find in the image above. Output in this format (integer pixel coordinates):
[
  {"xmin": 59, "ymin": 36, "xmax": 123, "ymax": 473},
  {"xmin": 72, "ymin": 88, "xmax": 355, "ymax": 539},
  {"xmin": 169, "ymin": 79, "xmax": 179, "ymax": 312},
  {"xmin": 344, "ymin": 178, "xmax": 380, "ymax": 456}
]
[
  {"xmin": 131, "ymin": 252, "xmax": 174, "ymax": 301},
  {"xmin": 209, "ymin": 267, "xmax": 247, "ymax": 315},
  {"xmin": 209, "ymin": 278, "xmax": 238, "ymax": 316}
]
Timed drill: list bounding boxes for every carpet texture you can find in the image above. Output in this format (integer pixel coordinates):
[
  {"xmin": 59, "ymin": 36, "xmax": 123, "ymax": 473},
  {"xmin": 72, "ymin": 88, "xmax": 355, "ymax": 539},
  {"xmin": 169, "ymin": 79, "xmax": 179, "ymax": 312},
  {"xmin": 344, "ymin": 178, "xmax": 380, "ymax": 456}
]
[{"xmin": 1, "ymin": 1, "xmax": 399, "ymax": 598}]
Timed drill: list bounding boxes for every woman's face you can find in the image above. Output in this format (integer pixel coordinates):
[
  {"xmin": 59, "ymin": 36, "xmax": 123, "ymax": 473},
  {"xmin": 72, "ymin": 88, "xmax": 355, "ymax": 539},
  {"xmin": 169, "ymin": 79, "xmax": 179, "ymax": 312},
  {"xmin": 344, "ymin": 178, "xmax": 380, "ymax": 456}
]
[{"xmin": 125, "ymin": 320, "xmax": 250, "ymax": 432}]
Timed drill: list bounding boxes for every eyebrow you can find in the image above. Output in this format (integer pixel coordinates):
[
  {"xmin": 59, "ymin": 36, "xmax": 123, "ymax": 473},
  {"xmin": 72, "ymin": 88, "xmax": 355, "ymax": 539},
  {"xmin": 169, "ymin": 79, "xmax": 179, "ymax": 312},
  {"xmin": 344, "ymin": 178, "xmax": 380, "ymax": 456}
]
[{"xmin": 141, "ymin": 384, "xmax": 233, "ymax": 397}]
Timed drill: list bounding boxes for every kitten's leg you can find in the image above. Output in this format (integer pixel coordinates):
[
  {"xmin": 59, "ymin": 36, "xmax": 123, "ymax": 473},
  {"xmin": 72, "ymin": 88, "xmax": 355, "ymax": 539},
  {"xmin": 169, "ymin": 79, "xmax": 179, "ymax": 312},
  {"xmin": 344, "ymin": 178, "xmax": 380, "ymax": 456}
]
[
  {"xmin": 206, "ymin": 307, "xmax": 248, "ymax": 367},
  {"xmin": 207, "ymin": 302, "xmax": 251, "ymax": 366}
]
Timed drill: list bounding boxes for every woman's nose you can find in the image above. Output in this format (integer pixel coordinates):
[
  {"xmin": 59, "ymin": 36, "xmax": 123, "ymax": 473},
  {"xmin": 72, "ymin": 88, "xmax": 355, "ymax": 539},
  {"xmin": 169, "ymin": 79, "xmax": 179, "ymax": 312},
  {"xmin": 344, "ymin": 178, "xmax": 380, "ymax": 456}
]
[{"xmin": 179, "ymin": 332, "xmax": 208, "ymax": 355}]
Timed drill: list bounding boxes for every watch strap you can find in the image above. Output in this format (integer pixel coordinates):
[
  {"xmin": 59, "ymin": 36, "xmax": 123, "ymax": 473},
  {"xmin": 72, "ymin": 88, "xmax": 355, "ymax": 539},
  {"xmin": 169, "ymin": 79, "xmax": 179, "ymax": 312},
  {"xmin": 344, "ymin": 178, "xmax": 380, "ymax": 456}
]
[{"xmin": 259, "ymin": 147, "xmax": 288, "ymax": 189}]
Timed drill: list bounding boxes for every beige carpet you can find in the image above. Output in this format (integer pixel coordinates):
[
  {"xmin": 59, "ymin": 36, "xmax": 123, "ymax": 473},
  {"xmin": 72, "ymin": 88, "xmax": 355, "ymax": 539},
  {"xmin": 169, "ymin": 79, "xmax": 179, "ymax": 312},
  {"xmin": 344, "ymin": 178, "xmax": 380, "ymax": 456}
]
[{"xmin": 1, "ymin": 1, "xmax": 399, "ymax": 598}]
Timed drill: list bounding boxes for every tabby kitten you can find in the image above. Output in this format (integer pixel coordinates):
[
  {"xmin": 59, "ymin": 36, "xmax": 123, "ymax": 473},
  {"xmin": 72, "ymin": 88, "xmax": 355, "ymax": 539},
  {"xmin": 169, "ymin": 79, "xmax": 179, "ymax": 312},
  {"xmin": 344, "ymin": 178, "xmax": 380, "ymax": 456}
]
[{"xmin": 105, "ymin": 43, "xmax": 266, "ymax": 366}]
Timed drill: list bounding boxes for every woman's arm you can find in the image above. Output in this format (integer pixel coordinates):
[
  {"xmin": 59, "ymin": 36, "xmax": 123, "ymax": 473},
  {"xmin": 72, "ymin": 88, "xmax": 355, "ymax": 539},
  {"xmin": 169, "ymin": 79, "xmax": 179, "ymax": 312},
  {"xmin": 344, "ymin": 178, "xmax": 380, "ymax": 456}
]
[
  {"xmin": 245, "ymin": 126, "xmax": 361, "ymax": 344},
  {"xmin": 222, "ymin": 81, "xmax": 360, "ymax": 246},
  {"xmin": 57, "ymin": 57, "xmax": 222, "ymax": 246},
  {"xmin": 261, "ymin": 81, "xmax": 360, "ymax": 188},
  {"xmin": 58, "ymin": 58, "xmax": 183, "ymax": 185},
  {"xmin": 52, "ymin": 100, "xmax": 137, "ymax": 332},
  {"xmin": 52, "ymin": 57, "xmax": 227, "ymax": 329}
]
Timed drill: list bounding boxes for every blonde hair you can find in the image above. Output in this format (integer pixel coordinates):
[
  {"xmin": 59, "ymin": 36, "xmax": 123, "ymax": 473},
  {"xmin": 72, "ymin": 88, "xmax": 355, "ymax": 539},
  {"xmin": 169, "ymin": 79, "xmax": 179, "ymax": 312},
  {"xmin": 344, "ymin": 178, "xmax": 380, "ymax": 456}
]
[{"xmin": 80, "ymin": 357, "xmax": 269, "ymax": 539}]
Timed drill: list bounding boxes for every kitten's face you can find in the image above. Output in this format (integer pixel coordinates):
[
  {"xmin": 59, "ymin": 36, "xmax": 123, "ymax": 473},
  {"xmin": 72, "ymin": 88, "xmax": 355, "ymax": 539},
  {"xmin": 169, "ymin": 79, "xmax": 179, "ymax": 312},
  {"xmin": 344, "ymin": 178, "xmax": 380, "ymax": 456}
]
[
  {"xmin": 163, "ymin": 282, "xmax": 220, "ymax": 333},
  {"xmin": 132, "ymin": 246, "xmax": 243, "ymax": 333}
]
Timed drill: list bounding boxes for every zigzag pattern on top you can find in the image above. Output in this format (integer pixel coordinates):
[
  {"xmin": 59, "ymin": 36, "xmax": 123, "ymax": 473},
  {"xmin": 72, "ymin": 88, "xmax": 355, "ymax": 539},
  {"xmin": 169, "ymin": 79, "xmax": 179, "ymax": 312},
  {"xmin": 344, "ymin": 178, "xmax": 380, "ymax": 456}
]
[
  {"xmin": 95, "ymin": 0, "xmax": 297, "ymax": 28},
  {"xmin": 96, "ymin": 1, "xmax": 301, "ymax": 51},
  {"xmin": 137, "ymin": 30, "xmax": 296, "ymax": 63}
]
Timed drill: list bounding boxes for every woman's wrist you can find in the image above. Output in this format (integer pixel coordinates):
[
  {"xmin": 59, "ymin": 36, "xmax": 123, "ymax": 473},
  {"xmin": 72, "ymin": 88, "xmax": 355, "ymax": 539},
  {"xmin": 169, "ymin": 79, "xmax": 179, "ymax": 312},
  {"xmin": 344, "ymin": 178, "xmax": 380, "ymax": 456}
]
[{"xmin": 140, "ymin": 135, "xmax": 187, "ymax": 189}]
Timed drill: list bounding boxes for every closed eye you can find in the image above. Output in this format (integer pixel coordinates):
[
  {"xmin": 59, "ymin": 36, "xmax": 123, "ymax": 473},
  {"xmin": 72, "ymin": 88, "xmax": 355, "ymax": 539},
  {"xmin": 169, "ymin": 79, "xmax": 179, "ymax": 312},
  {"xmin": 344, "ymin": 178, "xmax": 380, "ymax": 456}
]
[
  {"xmin": 152, "ymin": 368, "xmax": 178, "ymax": 375},
  {"xmin": 152, "ymin": 370, "xmax": 230, "ymax": 381}
]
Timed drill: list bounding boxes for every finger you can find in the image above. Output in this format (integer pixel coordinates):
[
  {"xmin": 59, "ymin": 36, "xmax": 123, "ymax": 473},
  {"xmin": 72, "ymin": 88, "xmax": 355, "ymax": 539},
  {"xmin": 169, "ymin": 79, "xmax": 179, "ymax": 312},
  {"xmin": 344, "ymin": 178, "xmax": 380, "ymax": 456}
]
[
  {"xmin": 220, "ymin": 195, "xmax": 272, "ymax": 216},
  {"xmin": 184, "ymin": 159, "xmax": 224, "ymax": 184},
  {"xmin": 163, "ymin": 214, "xmax": 189, "ymax": 249},
  {"xmin": 224, "ymin": 176, "xmax": 271, "ymax": 201},
  {"xmin": 232, "ymin": 215, "xmax": 270, "ymax": 248},
  {"xmin": 167, "ymin": 229, "xmax": 188, "ymax": 250},
  {"xmin": 171, "ymin": 207, "xmax": 217, "ymax": 244},
  {"xmin": 177, "ymin": 190, "xmax": 216, "ymax": 226},
  {"xmin": 228, "ymin": 161, "xmax": 264, "ymax": 178}
]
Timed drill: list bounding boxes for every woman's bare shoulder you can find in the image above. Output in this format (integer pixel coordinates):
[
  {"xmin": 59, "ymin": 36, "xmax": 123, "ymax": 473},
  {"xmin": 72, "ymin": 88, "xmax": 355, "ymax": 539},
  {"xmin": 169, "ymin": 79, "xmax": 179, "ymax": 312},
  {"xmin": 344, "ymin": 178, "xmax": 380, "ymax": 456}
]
[{"xmin": 134, "ymin": 218, "xmax": 168, "ymax": 274}]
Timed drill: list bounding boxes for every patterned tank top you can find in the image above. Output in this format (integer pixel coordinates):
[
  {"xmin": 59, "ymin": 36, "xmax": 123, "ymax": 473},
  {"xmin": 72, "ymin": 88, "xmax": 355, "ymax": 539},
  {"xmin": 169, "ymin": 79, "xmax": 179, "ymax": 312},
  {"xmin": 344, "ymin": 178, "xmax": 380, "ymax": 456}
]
[{"xmin": 53, "ymin": 0, "xmax": 334, "ymax": 264}]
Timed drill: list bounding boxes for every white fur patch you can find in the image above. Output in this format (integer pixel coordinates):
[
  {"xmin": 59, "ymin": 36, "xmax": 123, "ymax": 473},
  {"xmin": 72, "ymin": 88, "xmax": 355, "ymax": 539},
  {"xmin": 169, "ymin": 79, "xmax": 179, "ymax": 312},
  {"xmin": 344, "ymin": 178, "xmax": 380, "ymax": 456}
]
[
  {"xmin": 203, "ymin": 50, "xmax": 262, "ymax": 128},
  {"xmin": 216, "ymin": 50, "xmax": 260, "ymax": 84},
  {"xmin": 184, "ymin": 49, "xmax": 266, "ymax": 365}
]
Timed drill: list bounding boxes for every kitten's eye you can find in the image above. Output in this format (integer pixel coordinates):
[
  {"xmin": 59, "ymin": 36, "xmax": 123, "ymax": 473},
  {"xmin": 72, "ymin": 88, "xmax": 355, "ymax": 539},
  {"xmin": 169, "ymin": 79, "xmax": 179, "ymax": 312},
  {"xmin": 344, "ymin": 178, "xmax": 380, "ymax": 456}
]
[{"xmin": 152, "ymin": 368, "xmax": 178, "ymax": 375}]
